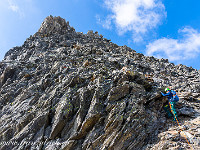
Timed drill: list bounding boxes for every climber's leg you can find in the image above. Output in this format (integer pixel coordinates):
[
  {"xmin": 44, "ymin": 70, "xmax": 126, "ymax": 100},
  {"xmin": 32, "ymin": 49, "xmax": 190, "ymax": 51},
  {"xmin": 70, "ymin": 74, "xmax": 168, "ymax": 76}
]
[
  {"xmin": 164, "ymin": 104, "xmax": 173, "ymax": 118},
  {"xmin": 170, "ymin": 102, "xmax": 178, "ymax": 120}
]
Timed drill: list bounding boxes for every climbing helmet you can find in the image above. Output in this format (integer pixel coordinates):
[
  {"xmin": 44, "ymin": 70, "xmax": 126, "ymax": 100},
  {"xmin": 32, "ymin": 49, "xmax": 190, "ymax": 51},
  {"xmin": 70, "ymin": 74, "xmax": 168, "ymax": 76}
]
[{"xmin": 165, "ymin": 88, "xmax": 170, "ymax": 92}]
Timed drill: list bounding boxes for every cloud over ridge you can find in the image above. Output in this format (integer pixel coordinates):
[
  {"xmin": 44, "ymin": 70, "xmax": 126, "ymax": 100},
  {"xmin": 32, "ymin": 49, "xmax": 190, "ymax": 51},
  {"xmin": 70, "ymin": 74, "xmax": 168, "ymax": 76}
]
[
  {"xmin": 102, "ymin": 0, "xmax": 166, "ymax": 42},
  {"xmin": 146, "ymin": 27, "xmax": 200, "ymax": 61}
]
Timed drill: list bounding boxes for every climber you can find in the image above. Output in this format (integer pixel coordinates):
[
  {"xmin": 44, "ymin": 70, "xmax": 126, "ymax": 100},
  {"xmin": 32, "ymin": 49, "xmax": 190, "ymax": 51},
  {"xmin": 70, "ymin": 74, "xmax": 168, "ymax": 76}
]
[{"xmin": 161, "ymin": 88, "xmax": 178, "ymax": 121}]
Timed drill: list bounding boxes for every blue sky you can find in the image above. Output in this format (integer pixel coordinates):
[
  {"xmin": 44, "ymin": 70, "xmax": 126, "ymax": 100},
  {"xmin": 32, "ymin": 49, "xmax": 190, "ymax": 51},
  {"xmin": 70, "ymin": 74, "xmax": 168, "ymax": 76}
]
[{"xmin": 0, "ymin": 0, "xmax": 200, "ymax": 70}]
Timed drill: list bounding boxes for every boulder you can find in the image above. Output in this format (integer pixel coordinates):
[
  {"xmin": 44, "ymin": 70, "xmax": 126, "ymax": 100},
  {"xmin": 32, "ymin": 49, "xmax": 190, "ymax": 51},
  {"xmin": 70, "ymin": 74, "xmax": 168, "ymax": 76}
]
[{"xmin": 107, "ymin": 84, "xmax": 129, "ymax": 102}]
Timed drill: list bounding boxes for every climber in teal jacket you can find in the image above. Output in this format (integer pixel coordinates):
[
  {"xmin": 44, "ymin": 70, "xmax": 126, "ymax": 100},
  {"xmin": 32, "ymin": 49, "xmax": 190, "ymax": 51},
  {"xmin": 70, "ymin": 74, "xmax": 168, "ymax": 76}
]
[{"xmin": 161, "ymin": 88, "xmax": 178, "ymax": 121}]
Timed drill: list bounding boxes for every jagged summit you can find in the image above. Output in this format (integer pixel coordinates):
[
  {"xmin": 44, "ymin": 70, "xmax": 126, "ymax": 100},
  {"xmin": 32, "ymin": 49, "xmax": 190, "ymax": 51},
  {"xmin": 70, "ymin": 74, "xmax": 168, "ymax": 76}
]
[
  {"xmin": 38, "ymin": 15, "xmax": 71, "ymax": 34},
  {"xmin": 0, "ymin": 16, "xmax": 199, "ymax": 150}
]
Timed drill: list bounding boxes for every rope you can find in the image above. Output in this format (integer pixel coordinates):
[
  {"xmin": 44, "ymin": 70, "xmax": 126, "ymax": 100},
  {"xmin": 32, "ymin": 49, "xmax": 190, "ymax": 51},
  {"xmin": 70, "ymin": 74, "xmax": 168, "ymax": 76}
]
[{"xmin": 169, "ymin": 102, "xmax": 194, "ymax": 150}]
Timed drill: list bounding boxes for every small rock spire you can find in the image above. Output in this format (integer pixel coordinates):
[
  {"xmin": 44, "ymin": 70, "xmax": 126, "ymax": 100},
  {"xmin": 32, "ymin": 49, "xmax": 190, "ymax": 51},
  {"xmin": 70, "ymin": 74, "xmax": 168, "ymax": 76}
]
[{"xmin": 38, "ymin": 15, "xmax": 70, "ymax": 34}]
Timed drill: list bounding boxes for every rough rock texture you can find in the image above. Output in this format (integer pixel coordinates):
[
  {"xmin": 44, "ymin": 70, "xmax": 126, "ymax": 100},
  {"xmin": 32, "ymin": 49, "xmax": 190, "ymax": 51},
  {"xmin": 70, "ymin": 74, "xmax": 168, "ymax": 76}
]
[{"xmin": 0, "ymin": 16, "xmax": 199, "ymax": 150}]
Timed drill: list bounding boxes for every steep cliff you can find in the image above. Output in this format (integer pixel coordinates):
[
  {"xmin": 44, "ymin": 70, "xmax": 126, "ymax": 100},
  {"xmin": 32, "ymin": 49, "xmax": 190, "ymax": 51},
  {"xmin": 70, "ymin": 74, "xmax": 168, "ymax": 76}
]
[{"xmin": 0, "ymin": 16, "xmax": 199, "ymax": 150}]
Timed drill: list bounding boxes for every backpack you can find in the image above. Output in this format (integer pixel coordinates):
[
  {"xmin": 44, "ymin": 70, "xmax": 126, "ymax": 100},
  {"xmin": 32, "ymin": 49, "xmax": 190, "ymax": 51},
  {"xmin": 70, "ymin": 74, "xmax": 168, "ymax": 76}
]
[{"xmin": 171, "ymin": 90, "xmax": 179, "ymax": 102}]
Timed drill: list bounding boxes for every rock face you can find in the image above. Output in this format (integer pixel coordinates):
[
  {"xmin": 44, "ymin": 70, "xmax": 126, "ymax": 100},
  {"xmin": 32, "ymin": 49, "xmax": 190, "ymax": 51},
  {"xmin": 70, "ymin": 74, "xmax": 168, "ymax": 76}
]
[
  {"xmin": 0, "ymin": 16, "xmax": 199, "ymax": 150},
  {"xmin": 38, "ymin": 15, "xmax": 70, "ymax": 34}
]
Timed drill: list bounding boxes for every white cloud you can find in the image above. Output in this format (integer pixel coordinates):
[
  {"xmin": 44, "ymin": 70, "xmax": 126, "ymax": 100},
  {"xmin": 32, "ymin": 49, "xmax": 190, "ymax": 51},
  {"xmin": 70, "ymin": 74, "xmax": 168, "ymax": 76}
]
[
  {"xmin": 4, "ymin": 0, "xmax": 36, "ymax": 18},
  {"xmin": 145, "ymin": 27, "xmax": 200, "ymax": 61},
  {"xmin": 7, "ymin": 0, "xmax": 25, "ymax": 18},
  {"xmin": 9, "ymin": 4, "xmax": 19, "ymax": 12},
  {"xmin": 96, "ymin": 14, "xmax": 113, "ymax": 29},
  {"xmin": 102, "ymin": 0, "xmax": 166, "ymax": 42}
]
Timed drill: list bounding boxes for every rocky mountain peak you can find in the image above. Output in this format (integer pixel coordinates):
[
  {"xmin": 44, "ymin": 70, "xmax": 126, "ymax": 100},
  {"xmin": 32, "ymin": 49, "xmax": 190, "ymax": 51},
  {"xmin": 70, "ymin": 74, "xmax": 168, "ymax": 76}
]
[
  {"xmin": 0, "ymin": 16, "xmax": 199, "ymax": 150},
  {"xmin": 38, "ymin": 15, "xmax": 70, "ymax": 34}
]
